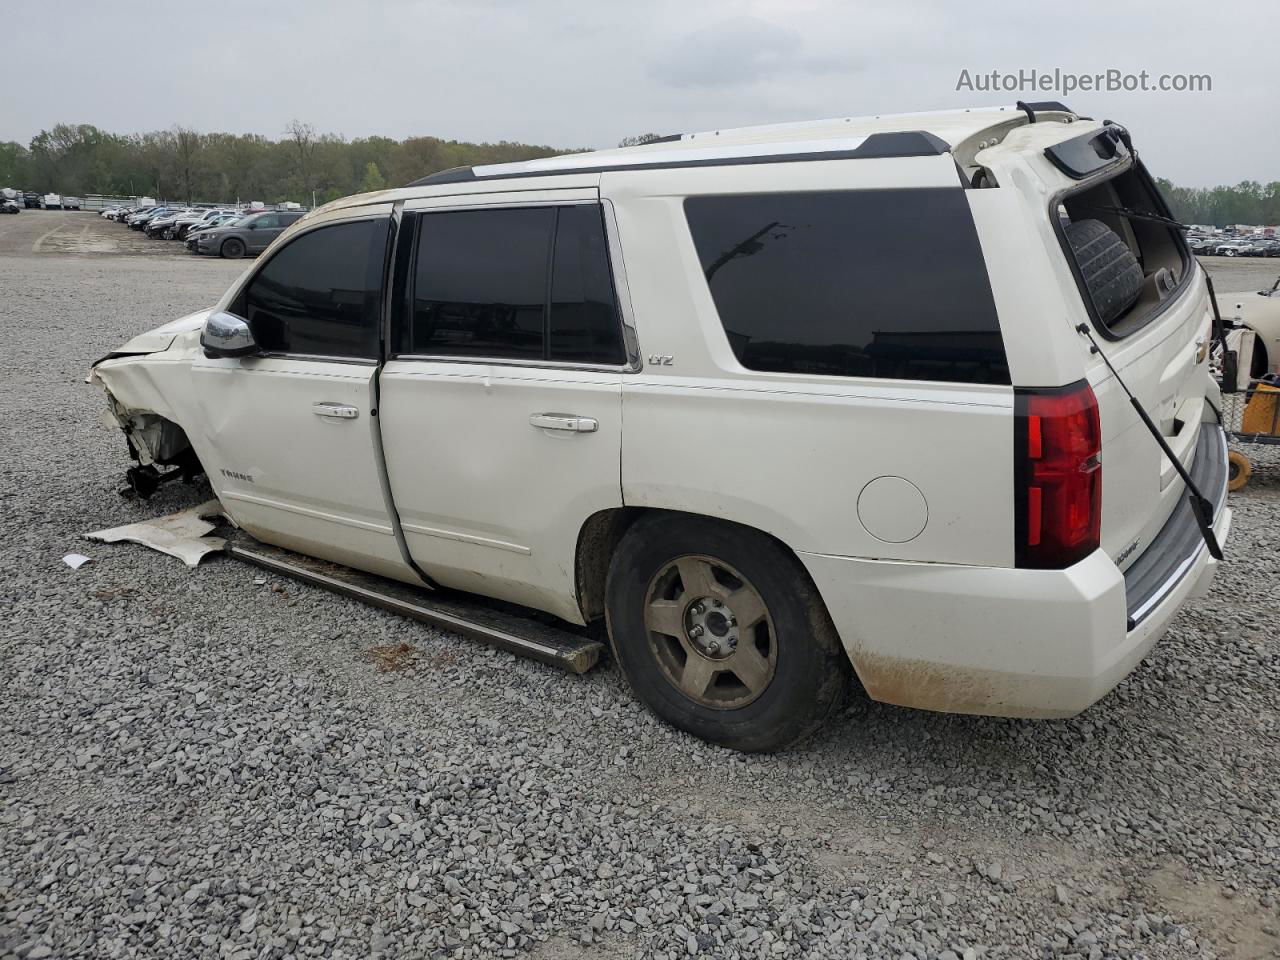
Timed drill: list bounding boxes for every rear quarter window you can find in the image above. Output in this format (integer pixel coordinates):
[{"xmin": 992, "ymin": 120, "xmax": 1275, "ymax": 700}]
[{"xmin": 684, "ymin": 189, "xmax": 1008, "ymax": 385}]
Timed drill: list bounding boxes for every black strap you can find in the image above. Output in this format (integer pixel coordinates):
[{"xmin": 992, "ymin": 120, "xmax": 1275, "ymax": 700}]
[{"xmin": 1074, "ymin": 323, "xmax": 1223, "ymax": 561}]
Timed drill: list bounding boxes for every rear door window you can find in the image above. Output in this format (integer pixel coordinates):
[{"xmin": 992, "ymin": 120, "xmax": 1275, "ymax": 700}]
[
  {"xmin": 684, "ymin": 190, "xmax": 1008, "ymax": 384},
  {"xmin": 397, "ymin": 204, "xmax": 626, "ymax": 364},
  {"xmin": 407, "ymin": 208, "xmax": 552, "ymax": 360}
]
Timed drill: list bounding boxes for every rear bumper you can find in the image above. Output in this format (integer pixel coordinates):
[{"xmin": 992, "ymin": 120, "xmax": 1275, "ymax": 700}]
[{"xmin": 800, "ymin": 426, "xmax": 1231, "ymax": 719}]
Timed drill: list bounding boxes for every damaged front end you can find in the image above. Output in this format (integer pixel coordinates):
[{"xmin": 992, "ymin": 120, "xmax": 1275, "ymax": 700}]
[
  {"xmin": 88, "ymin": 309, "xmax": 211, "ymax": 499},
  {"xmin": 104, "ymin": 396, "xmax": 203, "ymax": 499}
]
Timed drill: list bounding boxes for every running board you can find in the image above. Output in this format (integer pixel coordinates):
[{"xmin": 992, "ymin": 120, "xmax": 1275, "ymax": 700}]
[{"xmin": 224, "ymin": 534, "xmax": 604, "ymax": 675}]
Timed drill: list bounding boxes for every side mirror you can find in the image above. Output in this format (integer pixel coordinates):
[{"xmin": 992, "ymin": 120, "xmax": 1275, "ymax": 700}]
[
  {"xmin": 246, "ymin": 222, "xmax": 258, "ymax": 229},
  {"xmin": 201, "ymin": 311, "xmax": 259, "ymax": 359}
]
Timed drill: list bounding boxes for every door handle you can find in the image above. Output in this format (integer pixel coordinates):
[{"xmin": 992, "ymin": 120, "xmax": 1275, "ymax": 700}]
[
  {"xmin": 529, "ymin": 413, "xmax": 598, "ymax": 433},
  {"xmin": 313, "ymin": 402, "xmax": 359, "ymax": 420}
]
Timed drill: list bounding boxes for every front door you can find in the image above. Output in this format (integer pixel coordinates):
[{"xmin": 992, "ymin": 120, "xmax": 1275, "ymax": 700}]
[
  {"xmin": 189, "ymin": 209, "xmax": 416, "ymax": 583},
  {"xmin": 378, "ymin": 195, "xmax": 630, "ymax": 621}
]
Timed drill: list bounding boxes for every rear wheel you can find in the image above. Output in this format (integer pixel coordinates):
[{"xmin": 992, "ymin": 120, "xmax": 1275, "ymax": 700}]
[
  {"xmin": 220, "ymin": 237, "xmax": 245, "ymax": 259},
  {"xmin": 605, "ymin": 514, "xmax": 849, "ymax": 751}
]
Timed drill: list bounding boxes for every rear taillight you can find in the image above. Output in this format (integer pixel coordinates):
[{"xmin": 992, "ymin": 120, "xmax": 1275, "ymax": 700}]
[{"xmin": 1015, "ymin": 380, "xmax": 1102, "ymax": 569}]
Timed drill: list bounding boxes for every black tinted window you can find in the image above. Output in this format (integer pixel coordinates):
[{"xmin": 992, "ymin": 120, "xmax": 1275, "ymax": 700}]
[
  {"xmin": 549, "ymin": 205, "xmax": 625, "ymax": 364},
  {"xmin": 398, "ymin": 205, "xmax": 626, "ymax": 364},
  {"xmin": 684, "ymin": 190, "xmax": 1008, "ymax": 384},
  {"xmin": 243, "ymin": 219, "xmax": 387, "ymax": 359},
  {"xmin": 408, "ymin": 208, "xmax": 553, "ymax": 359}
]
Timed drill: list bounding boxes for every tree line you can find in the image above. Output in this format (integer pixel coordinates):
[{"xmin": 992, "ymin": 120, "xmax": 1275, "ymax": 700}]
[
  {"xmin": 1156, "ymin": 178, "xmax": 1280, "ymax": 229},
  {"xmin": 0, "ymin": 121, "xmax": 575, "ymax": 205},
  {"xmin": 2, "ymin": 122, "xmax": 1275, "ymax": 225}
]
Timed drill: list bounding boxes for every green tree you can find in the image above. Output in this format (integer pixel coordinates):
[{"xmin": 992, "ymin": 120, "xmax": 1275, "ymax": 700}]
[
  {"xmin": 0, "ymin": 141, "xmax": 30, "ymax": 187},
  {"xmin": 358, "ymin": 161, "xmax": 386, "ymax": 193}
]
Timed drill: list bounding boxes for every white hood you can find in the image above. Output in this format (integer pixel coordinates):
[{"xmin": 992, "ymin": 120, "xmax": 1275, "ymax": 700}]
[{"xmin": 111, "ymin": 308, "xmax": 212, "ymax": 356}]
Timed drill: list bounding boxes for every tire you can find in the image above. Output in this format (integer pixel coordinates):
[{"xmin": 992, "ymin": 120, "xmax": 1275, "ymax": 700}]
[
  {"xmin": 1064, "ymin": 219, "xmax": 1144, "ymax": 326},
  {"xmin": 605, "ymin": 513, "xmax": 849, "ymax": 752},
  {"xmin": 1228, "ymin": 450, "xmax": 1251, "ymax": 492},
  {"xmin": 163, "ymin": 227, "xmax": 174, "ymax": 240},
  {"xmin": 1225, "ymin": 249, "xmax": 1237, "ymax": 257},
  {"xmin": 220, "ymin": 238, "xmax": 245, "ymax": 259}
]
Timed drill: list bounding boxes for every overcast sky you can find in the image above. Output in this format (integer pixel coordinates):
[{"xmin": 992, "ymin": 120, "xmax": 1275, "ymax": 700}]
[{"xmin": 4, "ymin": 0, "xmax": 1273, "ymax": 187}]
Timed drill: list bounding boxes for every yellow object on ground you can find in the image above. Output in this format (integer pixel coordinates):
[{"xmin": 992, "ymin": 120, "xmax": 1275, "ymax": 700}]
[{"xmin": 1241, "ymin": 384, "xmax": 1280, "ymax": 436}]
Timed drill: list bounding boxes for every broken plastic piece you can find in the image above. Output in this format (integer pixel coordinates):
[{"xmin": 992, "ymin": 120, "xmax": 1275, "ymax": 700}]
[
  {"xmin": 86, "ymin": 500, "xmax": 227, "ymax": 568},
  {"xmin": 62, "ymin": 554, "xmax": 92, "ymax": 570}
]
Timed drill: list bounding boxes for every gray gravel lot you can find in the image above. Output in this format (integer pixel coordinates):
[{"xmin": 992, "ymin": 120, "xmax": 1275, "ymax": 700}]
[{"xmin": 1, "ymin": 212, "xmax": 1279, "ymax": 960}]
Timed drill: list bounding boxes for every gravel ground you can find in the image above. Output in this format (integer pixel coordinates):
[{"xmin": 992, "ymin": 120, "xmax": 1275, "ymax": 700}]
[
  {"xmin": 1, "ymin": 216, "xmax": 1279, "ymax": 960},
  {"xmin": 1198, "ymin": 257, "xmax": 1278, "ymax": 298}
]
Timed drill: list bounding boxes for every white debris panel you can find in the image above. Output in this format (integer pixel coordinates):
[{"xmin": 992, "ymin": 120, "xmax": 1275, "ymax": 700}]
[{"xmin": 86, "ymin": 500, "xmax": 227, "ymax": 568}]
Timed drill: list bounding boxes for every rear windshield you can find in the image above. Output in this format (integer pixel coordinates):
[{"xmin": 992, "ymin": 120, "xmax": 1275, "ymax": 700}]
[
  {"xmin": 684, "ymin": 189, "xmax": 1008, "ymax": 385},
  {"xmin": 1054, "ymin": 161, "xmax": 1191, "ymax": 338}
]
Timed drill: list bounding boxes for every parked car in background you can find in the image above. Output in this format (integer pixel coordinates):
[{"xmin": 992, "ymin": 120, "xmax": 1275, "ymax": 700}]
[
  {"xmin": 129, "ymin": 207, "xmax": 177, "ymax": 230},
  {"xmin": 41, "ymin": 194, "xmax": 62, "ymax": 209},
  {"xmin": 185, "ymin": 213, "xmax": 244, "ymax": 251},
  {"xmin": 1, "ymin": 198, "xmax": 19, "ymax": 214},
  {"xmin": 174, "ymin": 208, "xmax": 235, "ymax": 240},
  {"xmin": 62, "ymin": 196, "xmax": 82, "ymax": 210},
  {"xmin": 145, "ymin": 208, "xmax": 200, "ymax": 239},
  {"xmin": 1188, "ymin": 235, "xmax": 1216, "ymax": 255},
  {"xmin": 1214, "ymin": 240, "xmax": 1254, "ymax": 257},
  {"xmin": 90, "ymin": 105, "xmax": 1230, "ymax": 750},
  {"xmin": 192, "ymin": 210, "xmax": 304, "ymax": 258},
  {"xmin": 23, "ymin": 192, "xmax": 41, "ymax": 209}
]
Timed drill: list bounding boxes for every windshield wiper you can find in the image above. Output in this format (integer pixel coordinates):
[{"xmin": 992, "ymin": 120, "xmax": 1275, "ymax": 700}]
[{"xmin": 1084, "ymin": 205, "xmax": 1189, "ymax": 231}]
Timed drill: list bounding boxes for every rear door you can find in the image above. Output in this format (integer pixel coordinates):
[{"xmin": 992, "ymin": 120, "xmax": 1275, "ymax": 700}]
[{"xmin": 378, "ymin": 191, "xmax": 629, "ymax": 622}]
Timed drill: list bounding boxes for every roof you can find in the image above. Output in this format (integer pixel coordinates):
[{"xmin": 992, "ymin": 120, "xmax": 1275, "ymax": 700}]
[{"xmin": 408, "ymin": 103, "xmax": 1078, "ymax": 186}]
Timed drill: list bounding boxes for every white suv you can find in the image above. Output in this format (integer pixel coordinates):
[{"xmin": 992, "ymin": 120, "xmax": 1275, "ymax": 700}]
[{"xmin": 90, "ymin": 104, "xmax": 1231, "ymax": 750}]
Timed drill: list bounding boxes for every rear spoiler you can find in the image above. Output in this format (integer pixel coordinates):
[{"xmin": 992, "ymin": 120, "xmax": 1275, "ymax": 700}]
[{"xmin": 1045, "ymin": 124, "xmax": 1133, "ymax": 180}]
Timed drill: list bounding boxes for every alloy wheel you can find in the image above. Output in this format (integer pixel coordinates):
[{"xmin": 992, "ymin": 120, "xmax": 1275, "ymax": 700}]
[{"xmin": 643, "ymin": 555, "xmax": 776, "ymax": 709}]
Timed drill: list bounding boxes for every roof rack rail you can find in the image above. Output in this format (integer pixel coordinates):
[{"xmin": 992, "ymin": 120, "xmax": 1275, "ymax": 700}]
[{"xmin": 405, "ymin": 131, "xmax": 952, "ymax": 188}]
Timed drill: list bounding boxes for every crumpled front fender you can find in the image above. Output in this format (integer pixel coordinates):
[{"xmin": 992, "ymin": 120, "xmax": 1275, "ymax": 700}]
[{"xmin": 87, "ymin": 309, "xmax": 212, "ymax": 374}]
